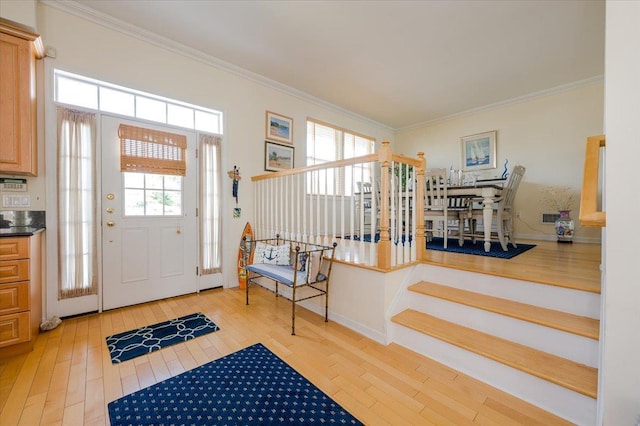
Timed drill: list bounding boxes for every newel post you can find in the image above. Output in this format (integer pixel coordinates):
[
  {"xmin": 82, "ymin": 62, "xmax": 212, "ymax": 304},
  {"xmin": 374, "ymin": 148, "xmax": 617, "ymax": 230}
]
[
  {"xmin": 377, "ymin": 140, "xmax": 392, "ymax": 269},
  {"xmin": 416, "ymin": 152, "xmax": 426, "ymax": 260}
]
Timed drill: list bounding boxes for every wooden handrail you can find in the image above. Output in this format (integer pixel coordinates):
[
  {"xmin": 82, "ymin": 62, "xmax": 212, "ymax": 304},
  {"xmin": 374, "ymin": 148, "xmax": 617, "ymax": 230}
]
[
  {"xmin": 579, "ymin": 135, "xmax": 606, "ymax": 227},
  {"xmin": 251, "ymin": 141, "xmax": 422, "ymax": 182},
  {"xmin": 251, "ymin": 153, "xmax": 379, "ymax": 181}
]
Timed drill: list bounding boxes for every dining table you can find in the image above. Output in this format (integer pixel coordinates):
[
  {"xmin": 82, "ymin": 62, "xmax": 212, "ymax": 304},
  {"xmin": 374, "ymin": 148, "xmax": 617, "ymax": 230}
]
[
  {"xmin": 447, "ymin": 180, "xmax": 505, "ymax": 252},
  {"xmin": 354, "ymin": 178, "xmax": 506, "ymax": 252}
]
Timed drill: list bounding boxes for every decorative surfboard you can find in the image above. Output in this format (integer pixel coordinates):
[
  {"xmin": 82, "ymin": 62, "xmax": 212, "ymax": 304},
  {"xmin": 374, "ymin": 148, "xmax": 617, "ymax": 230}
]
[{"xmin": 237, "ymin": 222, "xmax": 254, "ymax": 289}]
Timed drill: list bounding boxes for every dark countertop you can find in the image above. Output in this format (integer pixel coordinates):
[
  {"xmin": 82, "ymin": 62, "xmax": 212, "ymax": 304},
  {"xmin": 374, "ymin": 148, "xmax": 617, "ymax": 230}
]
[
  {"xmin": 0, "ymin": 210, "xmax": 45, "ymax": 236},
  {"xmin": 0, "ymin": 226, "xmax": 45, "ymax": 237}
]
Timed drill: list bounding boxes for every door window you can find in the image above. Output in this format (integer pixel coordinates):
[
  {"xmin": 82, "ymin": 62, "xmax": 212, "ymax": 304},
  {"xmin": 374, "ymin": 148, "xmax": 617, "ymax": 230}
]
[{"xmin": 123, "ymin": 172, "xmax": 182, "ymax": 216}]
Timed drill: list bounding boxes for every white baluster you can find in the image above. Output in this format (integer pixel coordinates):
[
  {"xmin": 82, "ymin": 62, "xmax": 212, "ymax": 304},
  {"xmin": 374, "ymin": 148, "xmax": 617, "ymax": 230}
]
[
  {"xmin": 295, "ymin": 174, "xmax": 301, "ymax": 241},
  {"xmin": 324, "ymin": 168, "xmax": 329, "ymax": 246},
  {"xmin": 302, "ymin": 172, "xmax": 307, "ymax": 243}
]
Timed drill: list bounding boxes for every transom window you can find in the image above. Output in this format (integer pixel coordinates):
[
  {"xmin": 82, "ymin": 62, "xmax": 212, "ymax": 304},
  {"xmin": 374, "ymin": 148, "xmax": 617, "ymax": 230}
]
[
  {"xmin": 306, "ymin": 118, "xmax": 375, "ymax": 195},
  {"xmin": 54, "ymin": 69, "xmax": 223, "ymax": 134}
]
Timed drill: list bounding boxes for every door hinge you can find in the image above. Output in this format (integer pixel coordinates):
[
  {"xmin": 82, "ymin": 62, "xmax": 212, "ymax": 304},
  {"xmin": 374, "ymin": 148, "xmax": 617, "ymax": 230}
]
[
  {"xmin": 195, "ymin": 148, "xmax": 198, "ymax": 159},
  {"xmin": 196, "ymin": 266, "xmax": 199, "ymax": 276},
  {"xmin": 196, "ymin": 207, "xmax": 198, "ymax": 217}
]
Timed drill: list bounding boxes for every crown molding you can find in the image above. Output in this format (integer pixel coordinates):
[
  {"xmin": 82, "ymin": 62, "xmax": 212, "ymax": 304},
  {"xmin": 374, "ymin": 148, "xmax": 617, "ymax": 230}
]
[
  {"xmin": 39, "ymin": 1, "xmax": 602, "ymax": 134},
  {"xmin": 40, "ymin": 0, "xmax": 392, "ymax": 131},
  {"xmin": 396, "ymin": 75, "xmax": 604, "ymax": 133}
]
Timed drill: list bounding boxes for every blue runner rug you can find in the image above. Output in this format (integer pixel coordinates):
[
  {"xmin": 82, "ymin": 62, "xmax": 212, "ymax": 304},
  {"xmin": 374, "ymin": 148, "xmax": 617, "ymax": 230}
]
[
  {"xmin": 106, "ymin": 312, "xmax": 220, "ymax": 364},
  {"xmin": 108, "ymin": 342, "xmax": 362, "ymax": 425}
]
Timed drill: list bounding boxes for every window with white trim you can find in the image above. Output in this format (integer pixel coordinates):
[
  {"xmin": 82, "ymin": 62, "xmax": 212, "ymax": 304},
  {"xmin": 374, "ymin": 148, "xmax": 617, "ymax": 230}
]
[{"xmin": 306, "ymin": 119, "xmax": 375, "ymax": 195}]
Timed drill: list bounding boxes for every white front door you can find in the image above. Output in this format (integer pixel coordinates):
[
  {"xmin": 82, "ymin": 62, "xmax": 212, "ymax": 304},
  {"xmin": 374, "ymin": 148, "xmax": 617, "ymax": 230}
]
[{"xmin": 101, "ymin": 116, "xmax": 197, "ymax": 310}]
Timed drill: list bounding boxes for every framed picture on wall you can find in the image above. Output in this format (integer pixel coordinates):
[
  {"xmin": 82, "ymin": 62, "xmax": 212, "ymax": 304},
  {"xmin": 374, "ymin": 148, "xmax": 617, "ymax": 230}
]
[
  {"xmin": 265, "ymin": 141, "xmax": 294, "ymax": 172},
  {"xmin": 265, "ymin": 111, "xmax": 293, "ymax": 144},
  {"xmin": 461, "ymin": 130, "xmax": 497, "ymax": 171}
]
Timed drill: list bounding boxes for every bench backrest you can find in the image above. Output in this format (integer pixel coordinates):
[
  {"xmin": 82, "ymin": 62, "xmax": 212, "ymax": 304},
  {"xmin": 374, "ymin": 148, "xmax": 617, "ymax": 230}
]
[{"xmin": 244, "ymin": 236, "xmax": 337, "ymax": 284}]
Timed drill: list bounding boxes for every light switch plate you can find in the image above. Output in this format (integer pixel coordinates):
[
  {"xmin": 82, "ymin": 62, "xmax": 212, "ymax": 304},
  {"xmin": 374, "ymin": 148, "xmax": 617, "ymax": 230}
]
[{"xmin": 2, "ymin": 194, "xmax": 30, "ymax": 208}]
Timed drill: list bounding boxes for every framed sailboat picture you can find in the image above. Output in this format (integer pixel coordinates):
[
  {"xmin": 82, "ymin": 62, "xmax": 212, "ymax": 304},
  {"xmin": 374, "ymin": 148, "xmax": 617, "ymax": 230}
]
[{"xmin": 461, "ymin": 130, "xmax": 497, "ymax": 171}]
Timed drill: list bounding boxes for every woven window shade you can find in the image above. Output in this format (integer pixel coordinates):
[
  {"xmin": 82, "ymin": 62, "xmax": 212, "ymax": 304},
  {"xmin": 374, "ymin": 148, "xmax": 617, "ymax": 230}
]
[{"xmin": 119, "ymin": 124, "xmax": 187, "ymax": 176}]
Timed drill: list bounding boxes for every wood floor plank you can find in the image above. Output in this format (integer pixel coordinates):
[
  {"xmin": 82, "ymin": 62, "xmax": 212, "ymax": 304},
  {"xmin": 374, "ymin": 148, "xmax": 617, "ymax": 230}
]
[
  {"xmin": 64, "ymin": 361, "xmax": 86, "ymax": 407},
  {"xmin": 61, "ymin": 401, "xmax": 84, "ymax": 426},
  {"xmin": 416, "ymin": 379, "xmax": 482, "ymax": 421},
  {"xmin": 101, "ymin": 348, "xmax": 122, "ymax": 405},
  {"xmin": 17, "ymin": 391, "xmax": 46, "ymax": 426},
  {"xmin": 27, "ymin": 335, "xmax": 58, "ymax": 398},
  {"xmin": 134, "ymin": 361, "xmax": 156, "ymax": 390},
  {"xmin": 0, "ymin": 348, "xmax": 42, "ymax": 425},
  {"xmin": 453, "ymin": 373, "xmax": 566, "ymax": 421},
  {"xmin": 83, "ymin": 377, "xmax": 105, "ymax": 424},
  {"xmin": 146, "ymin": 350, "xmax": 171, "ymax": 384},
  {"xmin": 482, "ymin": 396, "xmax": 571, "ymax": 426}
]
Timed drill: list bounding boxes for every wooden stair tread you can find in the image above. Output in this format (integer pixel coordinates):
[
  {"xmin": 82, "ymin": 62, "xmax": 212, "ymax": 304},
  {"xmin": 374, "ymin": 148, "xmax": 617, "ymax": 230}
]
[
  {"xmin": 391, "ymin": 309, "xmax": 598, "ymax": 398},
  {"xmin": 409, "ymin": 281, "xmax": 600, "ymax": 340}
]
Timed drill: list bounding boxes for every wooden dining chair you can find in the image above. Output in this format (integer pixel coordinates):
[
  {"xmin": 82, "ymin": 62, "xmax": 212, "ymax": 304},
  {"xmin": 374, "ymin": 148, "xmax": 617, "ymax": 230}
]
[
  {"xmin": 355, "ymin": 181, "xmax": 379, "ymax": 233},
  {"xmin": 464, "ymin": 165, "xmax": 526, "ymax": 250},
  {"xmin": 424, "ymin": 168, "xmax": 466, "ymax": 248}
]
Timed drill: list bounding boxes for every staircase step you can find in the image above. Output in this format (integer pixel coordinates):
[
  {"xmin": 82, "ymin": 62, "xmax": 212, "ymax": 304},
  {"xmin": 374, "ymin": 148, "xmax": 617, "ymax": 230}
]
[
  {"xmin": 391, "ymin": 309, "xmax": 598, "ymax": 398},
  {"xmin": 409, "ymin": 281, "xmax": 599, "ymax": 340}
]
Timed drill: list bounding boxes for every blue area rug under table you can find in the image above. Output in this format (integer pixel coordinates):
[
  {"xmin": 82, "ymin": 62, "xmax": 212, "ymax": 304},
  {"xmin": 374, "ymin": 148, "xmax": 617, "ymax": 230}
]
[
  {"xmin": 344, "ymin": 234, "xmax": 535, "ymax": 259},
  {"xmin": 426, "ymin": 237, "xmax": 535, "ymax": 259},
  {"xmin": 108, "ymin": 342, "xmax": 362, "ymax": 425},
  {"xmin": 106, "ymin": 312, "xmax": 220, "ymax": 364}
]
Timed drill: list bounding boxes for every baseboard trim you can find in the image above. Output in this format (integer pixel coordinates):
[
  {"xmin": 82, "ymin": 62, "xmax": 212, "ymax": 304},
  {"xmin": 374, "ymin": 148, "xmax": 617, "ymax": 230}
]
[
  {"xmin": 516, "ymin": 233, "xmax": 601, "ymax": 244},
  {"xmin": 299, "ymin": 300, "xmax": 387, "ymax": 344}
]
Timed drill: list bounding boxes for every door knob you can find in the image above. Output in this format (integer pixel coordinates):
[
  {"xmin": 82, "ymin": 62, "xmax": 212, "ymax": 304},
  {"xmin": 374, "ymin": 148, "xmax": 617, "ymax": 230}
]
[{"xmin": 107, "ymin": 221, "xmax": 115, "ymax": 227}]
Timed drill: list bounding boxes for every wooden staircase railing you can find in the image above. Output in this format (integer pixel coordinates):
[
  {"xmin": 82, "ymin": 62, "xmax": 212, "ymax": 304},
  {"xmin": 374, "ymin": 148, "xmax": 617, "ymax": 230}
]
[
  {"xmin": 579, "ymin": 135, "xmax": 606, "ymax": 227},
  {"xmin": 251, "ymin": 141, "xmax": 426, "ymax": 270}
]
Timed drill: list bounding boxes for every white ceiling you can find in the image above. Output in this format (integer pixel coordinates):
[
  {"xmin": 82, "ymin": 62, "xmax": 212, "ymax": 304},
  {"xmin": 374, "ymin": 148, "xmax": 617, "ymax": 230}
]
[{"xmin": 70, "ymin": 0, "xmax": 605, "ymax": 130}]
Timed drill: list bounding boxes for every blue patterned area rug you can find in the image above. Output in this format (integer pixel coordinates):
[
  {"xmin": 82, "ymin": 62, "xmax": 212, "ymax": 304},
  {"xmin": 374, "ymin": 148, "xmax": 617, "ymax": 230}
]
[
  {"xmin": 426, "ymin": 237, "xmax": 535, "ymax": 259},
  {"xmin": 108, "ymin": 342, "xmax": 362, "ymax": 425},
  {"xmin": 106, "ymin": 312, "xmax": 220, "ymax": 364}
]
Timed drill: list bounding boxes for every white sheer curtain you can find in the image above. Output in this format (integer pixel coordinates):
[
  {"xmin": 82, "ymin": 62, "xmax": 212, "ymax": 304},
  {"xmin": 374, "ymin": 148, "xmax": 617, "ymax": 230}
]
[
  {"xmin": 57, "ymin": 107, "xmax": 97, "ymax": 298},
  {"xmin": 199, "ymin": 133, "xmax": 222, "ymax": 274}
]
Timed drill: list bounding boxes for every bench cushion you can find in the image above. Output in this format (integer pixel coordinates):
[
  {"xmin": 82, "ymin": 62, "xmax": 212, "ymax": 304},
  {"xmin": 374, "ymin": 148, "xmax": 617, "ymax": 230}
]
[{"xmin": 246, "ymin": 263, "xmax": 305, "ymax": 286}]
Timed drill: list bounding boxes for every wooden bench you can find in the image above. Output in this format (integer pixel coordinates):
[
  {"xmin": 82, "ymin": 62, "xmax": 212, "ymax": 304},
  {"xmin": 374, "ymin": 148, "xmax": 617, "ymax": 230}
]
[{"xmin": 243, "ymin": 236, "xmax": 337, "ymax": 335}]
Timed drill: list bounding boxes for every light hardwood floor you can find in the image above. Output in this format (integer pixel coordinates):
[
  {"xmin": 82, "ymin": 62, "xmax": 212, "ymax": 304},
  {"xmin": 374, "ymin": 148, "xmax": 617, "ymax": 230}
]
[
  {"xmin": 1, "ymin": 285, "xmax": 574, "ymax": 425},
  {"xmin": 424, "ymin": 239, "xmax": 601, "ymax": 293}
]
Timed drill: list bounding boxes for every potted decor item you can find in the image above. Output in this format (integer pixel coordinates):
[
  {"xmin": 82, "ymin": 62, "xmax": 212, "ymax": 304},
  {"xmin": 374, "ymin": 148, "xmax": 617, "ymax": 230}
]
[
  {"xmin": 542, "ymin": 186, "xmax": 575, "ymax": 243},
  {"xmin": 554, "ymin": 210, "xmax": 575, "ymax": 243}
]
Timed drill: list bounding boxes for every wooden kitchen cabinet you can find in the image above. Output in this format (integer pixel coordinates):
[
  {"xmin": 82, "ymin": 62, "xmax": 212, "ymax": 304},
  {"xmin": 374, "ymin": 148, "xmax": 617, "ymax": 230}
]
[
  {"xmin": 0, "ymin": 233, "xmax": 42, "ymax": 358},
  {"xmin": 0, "ymin": 19, "xmax": 44, "ymax": 176}
]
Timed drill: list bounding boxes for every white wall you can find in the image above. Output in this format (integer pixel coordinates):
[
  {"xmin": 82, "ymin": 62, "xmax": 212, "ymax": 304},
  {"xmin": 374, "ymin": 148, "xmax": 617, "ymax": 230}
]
[
  {"xmin": 34, "ymin": 3, "xmax": 393, "ymax": 300},
  {"xmin": 394, "ymin": 83, "xmax": 604, "ymax": 242},
  {"xmin": 0, "ymin": 0, "xmax": 37, "ymax": 29},
  {"xmin": 601, "ymin": 1, "xmax": 640, "ymax": 424}
]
